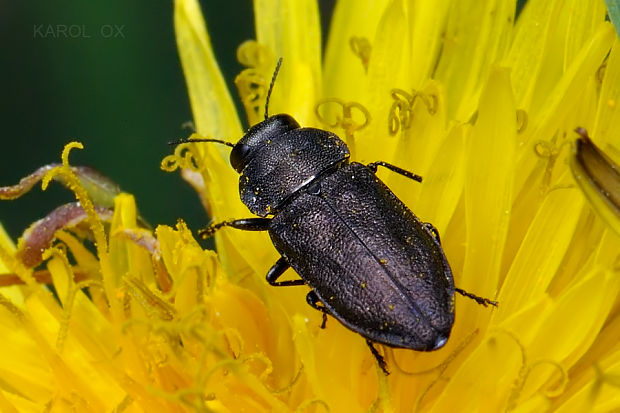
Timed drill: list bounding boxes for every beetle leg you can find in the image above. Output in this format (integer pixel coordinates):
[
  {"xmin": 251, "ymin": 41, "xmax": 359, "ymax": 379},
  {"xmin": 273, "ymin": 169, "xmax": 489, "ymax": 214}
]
[
  {"xmin": 366, "ymin": 161, "xmax": 423, "ymax": 183},
  {"xmin": 455, "ymin": 287, "xmax": 499, "ymax": 307},
  {"xmin": 198, "ymin": 217, "xmax": 271, "ymax": 239},
  {"xmin": 366, "ymin": 340, "xmax": 389, "ymax": 375},
  {"xmin": 306, "ymin": 290, "xmax": 329, "ymax": 329},
  {"xmin": 266, "ymin": 257, "xmax": 305, "ymax": 286},
  {"xmin": 423, "ymin": 222, "xmax": 441, "ymax": 243}
]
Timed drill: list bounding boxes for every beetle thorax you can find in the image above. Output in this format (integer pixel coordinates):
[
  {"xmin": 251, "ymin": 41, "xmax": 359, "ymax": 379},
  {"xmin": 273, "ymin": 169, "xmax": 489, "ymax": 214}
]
[{"xmin": 235, "ymin": 116, "xmax": 350, "ymax": 217}]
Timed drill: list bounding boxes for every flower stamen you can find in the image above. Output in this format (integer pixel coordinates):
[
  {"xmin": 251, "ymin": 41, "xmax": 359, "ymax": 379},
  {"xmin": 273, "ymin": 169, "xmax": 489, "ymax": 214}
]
[
  {"xmin": 315, "ymin": 98, "xmax": 370, "ymax": 156},
  {"xmin": 237, "ymin": 40, "xmax": 273, "ymax": 70},
  {"xmin": 161, "ymin": 138, "xmax": 205, "ymax": 173},
  {"xmin": 527, "ymin": 359, "xmax": 568, "ymax": 397},
  {"xmin": 534, "ymin": 136, "xmax": 572, "ymax": 194},
  {"xmin": 43, "ymin": 246, "xmax": 81, "ymax": 352},
  {"xmin": 349, "ymin": 36, "xmax": 371, "ymax": 73},
  {"xmin": 235, "ymin": 68, "xmax": 269, "ymax": 125},
  {"xmin": 388, "ymin": 89, "xmax": 437, "ymax": 136},
  {"xmin": 516, "ymin": 109, "xmax": 528, "ymax": 133},
  {"xmin": 42, "ymin": 142, "xmax": 108, "ymax": 258},
  {"xmin": 124, "ymin": 277, "xmax": 176, "ymax": 320},
  {"xmin": 221, "ymin": 327, "xmax": 244, "ymax": 359},
  {"xmin": 270, "ymin": 364, "xmax": 304, "ymax": 394}
]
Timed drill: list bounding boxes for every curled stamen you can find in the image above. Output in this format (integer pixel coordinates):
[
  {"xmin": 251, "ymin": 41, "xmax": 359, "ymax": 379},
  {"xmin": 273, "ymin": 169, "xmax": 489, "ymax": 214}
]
[
  {"xmin": 388, "ymin": 96, "xmax": 412, "ymax": 135},
  {"xmin": 160, "ymin": 154, "xmax": 180, "ymax": 172},
  {"xmin": 235, "ymin": 68, "xmax": 268, "ymax": 125},
  {"xmin": 534, "ymin": 140, "xmax": 555, "ymax": 158},
  {"xmin": 388, "ymin": 89, "xmax": 437, "ymax": 135},
  {"xmin": 315, "ymin": 98, "xmax": 370, "ymax": 156},
  {"xmin": 534, "ymin": 135, "xmax": 572, "ymax": 194},
  {"xmin": 177, "ymin": 143, "xmax": 201, "ymax": 171},
  {"xmin": 235, "ymin": 41, "xmax": 277, "ymax": 125},
  {"xmin": 527, "ymin": 359, "xmax": 569, "ymax": 397},
  {"xmin": 242, "ymin": 353, "xmax": 273, "ymax": 382},
  {"xmin": 271, "ymin": 364, "xmax": 304, "ymax": 395},
  {"xmin": 596, "ymin": 61, "xmax": 607, "ymax": 85},
  {"xmin": 349, "ymin": 36, "xmax": 371, "ymax": 73},
  {"xmin": 516, "ymin": 109, "xmax": 528, "ymax": 133},
  {"xmin": 161, "ymin": 138, "xmax": 205, "ymax": 173},
  {"xmin": 221, "ymin": 327, "xmax": 245, "ymax": 359},
  {"xmin": 237, "ymin": 39, "xmax": 273, "ymax": 69},
  {"xmin": 314, "ymin": 99, "xmax": 342, "ymax": 128}
]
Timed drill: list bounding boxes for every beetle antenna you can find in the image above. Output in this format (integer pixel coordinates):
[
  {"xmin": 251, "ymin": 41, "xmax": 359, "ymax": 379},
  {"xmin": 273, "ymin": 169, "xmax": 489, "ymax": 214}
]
[
  {"xmin": 168, "ymin": 138, "xmax": 235, "ymax": 148},
  {"xmin": 265, "ymin": 57, "xmax": 283, "ymax": 120}
]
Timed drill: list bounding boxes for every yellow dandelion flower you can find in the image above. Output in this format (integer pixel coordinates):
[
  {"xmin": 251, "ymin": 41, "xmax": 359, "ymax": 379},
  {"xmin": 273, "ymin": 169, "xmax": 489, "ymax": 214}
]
[{"xmin": 1, "ymin": 0, "xmax": 620, "ymax": 412}]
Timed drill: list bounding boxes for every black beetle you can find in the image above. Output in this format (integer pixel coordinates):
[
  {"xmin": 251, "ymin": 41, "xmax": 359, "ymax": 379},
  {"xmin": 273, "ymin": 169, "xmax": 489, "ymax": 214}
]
[{"xmin": 178, "ymin": 59, "xmax": 497, "ymax": 374}]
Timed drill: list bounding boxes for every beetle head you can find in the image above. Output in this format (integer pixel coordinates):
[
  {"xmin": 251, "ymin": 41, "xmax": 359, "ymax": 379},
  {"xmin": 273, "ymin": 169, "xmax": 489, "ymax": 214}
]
[
  {"xmin": 230, "ymin": 114, "xmax": 300, "ymax": 173},
  {"xmin": 230, "ymin": 57, "xmax": 293, "ymax": 173},
  {"xmin": 170, "ymin": 58, "xmax": 291, "ymax": 174}
]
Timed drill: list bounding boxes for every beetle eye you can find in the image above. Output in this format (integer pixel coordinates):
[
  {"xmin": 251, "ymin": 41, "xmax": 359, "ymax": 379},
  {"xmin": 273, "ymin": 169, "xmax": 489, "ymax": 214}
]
[{"xmin": 230, "ymin": 143, "xmax": 251, "ymax": 172}]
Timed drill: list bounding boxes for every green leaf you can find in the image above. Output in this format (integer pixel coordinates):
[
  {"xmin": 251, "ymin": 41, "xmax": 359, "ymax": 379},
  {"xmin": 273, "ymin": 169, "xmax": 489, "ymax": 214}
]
[{"xmin": 606, "ymin": 0, "xmax": 620, "ymax": 37}]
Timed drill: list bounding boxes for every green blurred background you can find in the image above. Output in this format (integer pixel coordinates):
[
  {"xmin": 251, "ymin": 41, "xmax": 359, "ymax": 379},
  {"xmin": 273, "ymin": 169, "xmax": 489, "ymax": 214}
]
[{"xmin": 0, "ymin": 1, "xmax": 333, "ymax": 243}]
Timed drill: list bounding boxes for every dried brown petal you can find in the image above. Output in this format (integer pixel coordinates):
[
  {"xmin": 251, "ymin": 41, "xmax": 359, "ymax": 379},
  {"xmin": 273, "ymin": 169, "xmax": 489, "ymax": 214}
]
[
  {"xmin": 16, "ymin": 202, "xmax": 114, "ymax": 267},
  {"xmin": 571, "ymin": 128, "xmax": 620, "ymax": 235},
  {"xmin": 0, "ymin": 164, "xmax": 121, "ymax": 208}
]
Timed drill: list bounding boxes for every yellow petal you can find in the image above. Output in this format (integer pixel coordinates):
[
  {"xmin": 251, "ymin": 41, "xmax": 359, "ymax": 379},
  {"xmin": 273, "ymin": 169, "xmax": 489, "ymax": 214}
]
[
  {"xmin": 434, "ymin": 0, "xmax": 515, "ymax": 120},
  {"xmin": 357, "ymin": 0, "xmax": 412, "ymax": 162},
  {"xmin": 524, "ymin": 268, "xmax": 620, "ymax": 391},
  {"xmin": 506, "ymin": 0, "xmax": 564, "ymax": 109},
  {"xmin": 388, "ymin": 81, "xmax": 448, "ymax": 210},
  {"xmin": 253, "ymin": 0, "xmax": 322, "ymax": 123},
  {"xmin": 323, "ymin": 0, "xmax": 390, "ymax": 102},
  {"xmin": 460, "ymin": 67, "xmax": 516, "ymax": 332},
  {"xmin": 408, "ymin": 0, "xmax": 451, "ymax": 86},
  {"xmin": 414, "ymin": 123, "xmax": 466, "ymax": 235},
  {"xmin": 174, "ymin": 0, "xmax": 241, "ymax": 140},
  {"xmin": 0, "ymin": 224, "xmax": 24, "ymax": 307},
  {"xmin": 495, "ymin": 184, "xmax": 584, "ymax": 321},
  {"xmin": 515, "ymin": 22, "xmax": 615, "ymax": 194},
  {"xmin": 593, "ymin": 39, "xmax": 620, "ymax": 145},
  {"xmin": 561, "ymin": 0, "xmax": 606, "ymax": 68}
]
